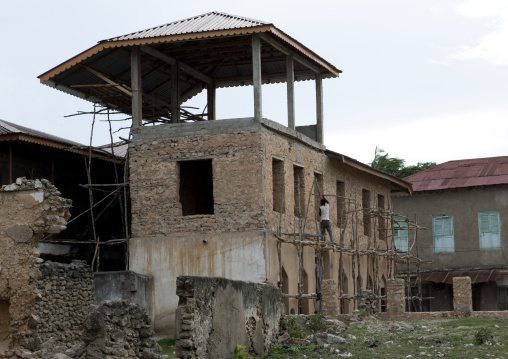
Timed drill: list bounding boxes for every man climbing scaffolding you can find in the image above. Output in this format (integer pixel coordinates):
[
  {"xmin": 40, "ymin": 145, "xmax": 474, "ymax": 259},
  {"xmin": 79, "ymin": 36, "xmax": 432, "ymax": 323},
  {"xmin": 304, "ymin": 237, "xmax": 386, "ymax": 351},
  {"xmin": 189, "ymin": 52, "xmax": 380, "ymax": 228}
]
[{"xmin": 319, "ymin": 198, "xmax": 334, "ymax": 243}]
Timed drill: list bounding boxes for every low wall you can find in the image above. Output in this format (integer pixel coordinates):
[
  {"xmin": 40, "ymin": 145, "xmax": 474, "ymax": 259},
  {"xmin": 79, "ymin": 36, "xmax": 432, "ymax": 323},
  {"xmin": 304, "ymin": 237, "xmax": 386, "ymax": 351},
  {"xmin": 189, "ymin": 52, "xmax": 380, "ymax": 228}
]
[
  {"xmin": 94, "ymin": 271, "xmax": 153, "ymax": 318},
  {"xmin": 175, "ymin": 276, "xmax": 284, "ymax": 359},
  {"xmin": 35, "ymin": 260, "xmax": 95, "ymax": 344},
  {"xmin": 378, "ymin": 310, "xmax": 508, "ymax": 321}
]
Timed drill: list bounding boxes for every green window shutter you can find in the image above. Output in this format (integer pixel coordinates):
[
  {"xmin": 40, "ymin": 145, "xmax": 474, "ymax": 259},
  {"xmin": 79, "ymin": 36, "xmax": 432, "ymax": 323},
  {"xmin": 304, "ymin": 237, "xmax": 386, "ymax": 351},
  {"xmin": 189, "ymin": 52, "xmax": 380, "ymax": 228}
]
[
  {"xmin": 479, "ymin": 211, "xmax": 501, "ymax": 250},
  {"xmin": 393, "ymin": 216, "xmax": 408, "ymax": 252},
  {"xmin": 433, "ymin": 215, "xmax": 454, "ymax": 253}
]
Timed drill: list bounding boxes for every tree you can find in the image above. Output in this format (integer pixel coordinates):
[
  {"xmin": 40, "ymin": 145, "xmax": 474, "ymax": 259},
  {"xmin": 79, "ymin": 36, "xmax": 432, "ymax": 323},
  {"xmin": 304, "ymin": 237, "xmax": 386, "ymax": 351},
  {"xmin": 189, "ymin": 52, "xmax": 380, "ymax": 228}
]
[{"xmin": 370, "ymin": 146, "xmax": 436, "ymax": 179}]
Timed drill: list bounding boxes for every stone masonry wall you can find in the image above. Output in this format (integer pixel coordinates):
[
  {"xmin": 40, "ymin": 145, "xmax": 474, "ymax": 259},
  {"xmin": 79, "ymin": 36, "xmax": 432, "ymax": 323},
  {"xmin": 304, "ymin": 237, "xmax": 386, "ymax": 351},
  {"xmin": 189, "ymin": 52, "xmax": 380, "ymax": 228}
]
[
  {"xmin": 174, "ymin": 276, "xmax": 284, "ymax": 359},
  {"xmin": 35, "ymin": 260, "xmax": 95, "ymax": 344},
  {"xmin": 129, "ymin": 120, "xmax": 265, "ymax": 237},
  {"xmin": 453, "ymin": 276, "xmax": 472, "ymax": 312},
  {"xmin": 80, "ymin": 300, "xmax": 162, "ymax": 359},
  {"xmin": 0, "ymin": 178, "xmax": 71, "ymax": 354},
  {"xmin": 385, "ymin": 278, "xmax": 405, "ymax": 315}
]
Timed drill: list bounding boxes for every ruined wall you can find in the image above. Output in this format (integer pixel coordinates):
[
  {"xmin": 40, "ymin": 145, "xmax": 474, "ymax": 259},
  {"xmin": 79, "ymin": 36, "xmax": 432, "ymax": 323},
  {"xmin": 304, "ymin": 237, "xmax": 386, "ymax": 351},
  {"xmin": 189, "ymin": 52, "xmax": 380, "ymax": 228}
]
[
  {"xmin": 80, "ymin": 300, "xmax": 162, "ymax": 359},
  {"xmin": 174, "ymin": 276, "xmax": 283, "ymax": 359},
  {"xmin": 35, "ymin": 260, "xmax": 95, "ymax": 344},
  {"xmin": 0, "ymin": 178, "xmax": 71, "ymax": 353}
]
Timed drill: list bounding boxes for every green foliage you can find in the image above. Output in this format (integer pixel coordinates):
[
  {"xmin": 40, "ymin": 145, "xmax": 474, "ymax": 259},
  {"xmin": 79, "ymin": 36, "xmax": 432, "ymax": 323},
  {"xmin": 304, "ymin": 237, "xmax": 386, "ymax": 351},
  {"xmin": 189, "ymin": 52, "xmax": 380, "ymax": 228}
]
[
  {"xmin": 307, "ymin": 314, "xmax": 327, "ymax": 333},
  {"xmin": 280, "ymin": 316, "xmax": 310, "ymax": 339},
  {"xmin": 233, "ymin": 344, "xmax": 254, "ymax": 359},
  {"xmin": 474, "ymin": 327, "xmax": 494, "ymax": 345},
  {"xmin": 157, "ymin": 338, "xmax": 176, "ymax": 358},
  {"xmin": 370, "ymin": 146, "xmax": 436, "ymax": 179}
]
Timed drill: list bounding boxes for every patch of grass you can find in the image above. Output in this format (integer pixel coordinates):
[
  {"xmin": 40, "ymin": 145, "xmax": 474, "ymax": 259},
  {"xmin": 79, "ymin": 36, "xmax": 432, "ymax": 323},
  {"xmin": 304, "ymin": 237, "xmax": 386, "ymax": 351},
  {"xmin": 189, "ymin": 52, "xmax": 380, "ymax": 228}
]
[
  {"xmin": 234, "ymin": 344, "xmax": 254, "ymax": 359},
  {"xmin": 157, "ymin": 338, "xmax": 176, "ymax": 358},
  {"xmin": 259, "ymin": 344, "xmax": 339, "ymax": 359},
  {"xmin": 474, "ymin": 327, "xmax": 494, "ymax": 345}
]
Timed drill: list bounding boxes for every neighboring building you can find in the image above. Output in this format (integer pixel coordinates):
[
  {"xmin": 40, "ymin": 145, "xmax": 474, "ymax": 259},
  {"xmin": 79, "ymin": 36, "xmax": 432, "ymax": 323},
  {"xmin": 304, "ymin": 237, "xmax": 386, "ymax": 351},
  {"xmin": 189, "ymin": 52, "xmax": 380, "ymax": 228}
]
[
  {"xmin": 39, "ymin": 12, "xmax": 412, "ymax": 335},
  {"xmin": 393, "ymin": 156, "xmax": 508, "ymax": 311},
  {"xmin": 0, "ymin": 119, "xmax": 126, "ymax": 270}
]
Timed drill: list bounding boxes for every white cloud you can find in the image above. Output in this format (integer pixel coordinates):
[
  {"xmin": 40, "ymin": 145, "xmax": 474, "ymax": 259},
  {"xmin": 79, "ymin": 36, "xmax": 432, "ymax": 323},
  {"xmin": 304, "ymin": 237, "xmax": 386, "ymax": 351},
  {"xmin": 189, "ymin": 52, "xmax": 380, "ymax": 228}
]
[{"xmin": 451, "ymin": 0, "xmax": 508, "ymax": 65}]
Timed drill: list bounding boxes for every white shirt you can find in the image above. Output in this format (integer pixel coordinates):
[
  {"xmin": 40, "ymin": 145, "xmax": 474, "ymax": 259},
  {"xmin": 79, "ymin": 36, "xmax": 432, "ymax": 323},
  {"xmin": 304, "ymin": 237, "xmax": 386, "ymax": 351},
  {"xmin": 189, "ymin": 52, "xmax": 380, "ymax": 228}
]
[{"xmin": 320, "ymin": 203, "xmax": 330, "ymax": 221}]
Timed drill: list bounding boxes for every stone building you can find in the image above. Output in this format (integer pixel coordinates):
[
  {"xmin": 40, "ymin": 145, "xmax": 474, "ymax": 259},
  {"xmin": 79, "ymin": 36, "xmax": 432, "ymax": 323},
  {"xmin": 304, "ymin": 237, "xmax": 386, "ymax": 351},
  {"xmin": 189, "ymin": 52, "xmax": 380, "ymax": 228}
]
[
  {"xmin": 39, "ymin": 12, "xmax": 412, "ymax": 334},
  {"xmin": 393, "ymin": 156, "xmax": 508, "ymax": 311}
]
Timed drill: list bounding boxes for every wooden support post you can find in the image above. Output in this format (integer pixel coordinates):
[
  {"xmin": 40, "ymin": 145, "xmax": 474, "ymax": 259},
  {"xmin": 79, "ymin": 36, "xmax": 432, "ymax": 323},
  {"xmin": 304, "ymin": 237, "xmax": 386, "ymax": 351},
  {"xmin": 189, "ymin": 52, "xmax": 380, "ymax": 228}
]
[
  {"xmin": 252, "ymin": 34, "xmax": 263, "ymax": 121},
  {"xmin": 315, "ymin": 73, "xmax": 324, "ymax": 144},
  {"xmin": 207, "ymin": 82, "xmax": 216, "ymax": 121},
  {"xmin": 286, "ymin": 55, "xmax": 295, "ymax": 129},
  {"xmin": 130, "ymin": 47, "xmax": 143, "ymax": 128},
  {"xmin": 8, "ymin": 141, "xmax": 12, "ymax": 183},
  {"xmin": 171, "ymin": 62, "xmax": 180, "ymax": 123}
]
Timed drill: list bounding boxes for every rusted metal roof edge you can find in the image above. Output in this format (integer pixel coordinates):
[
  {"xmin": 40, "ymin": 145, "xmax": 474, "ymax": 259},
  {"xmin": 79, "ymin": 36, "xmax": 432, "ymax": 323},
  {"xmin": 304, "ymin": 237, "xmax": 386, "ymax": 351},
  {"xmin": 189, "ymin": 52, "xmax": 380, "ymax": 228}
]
[
  {"xmin": 326, "ymin": 150, "xmax": 413, "ymax": 195},
  {"xmin": 0, "ymin": 134, "xmax": 123, "ymax": 163}
]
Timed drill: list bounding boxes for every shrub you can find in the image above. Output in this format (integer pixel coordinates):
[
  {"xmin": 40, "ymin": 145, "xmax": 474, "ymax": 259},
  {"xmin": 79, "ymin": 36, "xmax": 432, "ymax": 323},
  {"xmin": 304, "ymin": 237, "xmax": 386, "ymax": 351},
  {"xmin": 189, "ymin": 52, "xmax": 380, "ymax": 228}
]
[
  {"xmin": 280, "ymin": 316, "xmax": 310, "ymax": 339},
  {"xmin": 474, "ymin": 327, "xmax": 494, "ymax": 345},
  {"xmin": 308, "ymin": 314, "xmax": 327, "ymax": 333}
]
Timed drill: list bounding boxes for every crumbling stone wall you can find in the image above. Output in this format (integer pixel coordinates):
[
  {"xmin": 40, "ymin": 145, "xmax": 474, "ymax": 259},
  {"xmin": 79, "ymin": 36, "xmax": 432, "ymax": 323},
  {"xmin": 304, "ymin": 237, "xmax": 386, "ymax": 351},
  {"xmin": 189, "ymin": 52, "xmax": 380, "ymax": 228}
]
[
  {"xmin": 321, "ymin": 279, "xmax": 339, "ymax": 317},
  {"xmin": 0, "ymin": 178, "xmax": 71, "ymax": 354},
  {"xmin": 174, "ymin": 276, "xmax": 284, "ymax": 359},
  {"xmin": 80, "ymin": 300, "xmax": 162, "ymax": 359},
  {"xmin": 385, "ymin": 278, "xmax": 405, "ymax": 315},
  {"xmin": 35, "ymin": 260, "xmax": 95, "ymax": 344}
]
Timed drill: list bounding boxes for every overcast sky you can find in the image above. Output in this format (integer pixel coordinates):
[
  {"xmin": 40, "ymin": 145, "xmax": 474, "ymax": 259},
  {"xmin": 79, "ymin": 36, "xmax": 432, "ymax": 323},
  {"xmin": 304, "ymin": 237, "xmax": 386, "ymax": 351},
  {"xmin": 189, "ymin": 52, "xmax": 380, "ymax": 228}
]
[{"xmin": 1, "ymin": 0, "xmax": 507, "ymax": 165}]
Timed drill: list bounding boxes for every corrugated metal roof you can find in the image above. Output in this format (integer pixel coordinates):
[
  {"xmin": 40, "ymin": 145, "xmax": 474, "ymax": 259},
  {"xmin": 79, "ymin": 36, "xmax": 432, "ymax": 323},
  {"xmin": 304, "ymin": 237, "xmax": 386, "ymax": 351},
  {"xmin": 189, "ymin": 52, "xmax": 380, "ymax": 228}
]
[
  {"xmin": 0, "ymin": 119, "xmax": 125, "ymax": 160},
  {"xmin": 421, "ymin": 269, "xmax": 508, "ymax": 284},
  {"xmin": 106, "ymin": 12, "xmax": 269, "ymax": 41},
  {"xmin": 39, "ymin": 12, "xmax": 341, "ymax": 124},
  {"xmin": 0, "ymin": 119, "xmax": 83, "ymax": 147},
  {"xmin": 404, "ymin": 156, "xmax": 508, "ymax": 192}
]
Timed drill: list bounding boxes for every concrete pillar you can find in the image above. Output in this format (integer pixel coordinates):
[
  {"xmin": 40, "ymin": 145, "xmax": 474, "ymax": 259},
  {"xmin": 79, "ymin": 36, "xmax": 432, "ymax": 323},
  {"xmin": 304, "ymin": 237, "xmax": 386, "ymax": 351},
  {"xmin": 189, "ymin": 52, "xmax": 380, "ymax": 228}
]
[
  {"xmin": 131, "ymin": 47, "xmax": 143, "ymax": 128},
  {"xmin": 286, "ymin": 55, "xmax": 295, "ymax": 130},
  {"xmin": 315, "ymin": 73, "xmax": 323, "ymax": 144},
  {"xmin": 386, "ymin": 278, "xmax": 405, "ymax": 316},
  {"xmin": 453, "ymin": 276, "xmax": 472, "ymax": 312},
  {"xmin": 171, "ymin": 62, "xmax": 180, "ymax": 123},
  {"xmin": 321, "ymin": 279, "xmax": 339, "ymax": 317},
  {"xmin": 252, "ymin": 34, "xmax": 262, "ymax": 121}
]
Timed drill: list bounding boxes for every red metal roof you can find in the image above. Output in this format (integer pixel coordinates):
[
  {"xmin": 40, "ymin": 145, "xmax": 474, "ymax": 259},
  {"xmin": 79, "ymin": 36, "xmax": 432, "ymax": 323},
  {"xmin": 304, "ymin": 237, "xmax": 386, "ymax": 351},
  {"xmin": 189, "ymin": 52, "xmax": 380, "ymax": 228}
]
[{"xmin": 404, "ymin": 156, "xmax": 508, "ymax": 192}]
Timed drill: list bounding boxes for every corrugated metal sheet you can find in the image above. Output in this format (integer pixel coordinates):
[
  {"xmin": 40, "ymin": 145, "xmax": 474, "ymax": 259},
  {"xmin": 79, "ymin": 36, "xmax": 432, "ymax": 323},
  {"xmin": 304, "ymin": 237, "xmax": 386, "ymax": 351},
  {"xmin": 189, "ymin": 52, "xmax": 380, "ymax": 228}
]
[
  {"xmin": 404, "ymin": 156, "xmax": 508, "ymax": 192},
  {"xmin": 0, "ymin": 119, "xmax": 83, "ymax": 147},
  {"xmin": 421, "ymin": 269, "xmax": 508, "ymax": 284},
  {"xmin": 106, "ymin": 12, "xmax": 269, "ymax": 41}
]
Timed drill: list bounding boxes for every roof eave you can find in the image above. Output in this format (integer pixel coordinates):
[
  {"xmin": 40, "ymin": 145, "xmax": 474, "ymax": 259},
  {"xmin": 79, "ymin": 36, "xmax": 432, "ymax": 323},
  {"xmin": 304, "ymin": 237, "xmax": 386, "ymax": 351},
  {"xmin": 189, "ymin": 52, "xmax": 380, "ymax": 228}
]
[{"xmin": 326, "ymin": 150, "xmax": 413, "ymax": 195}]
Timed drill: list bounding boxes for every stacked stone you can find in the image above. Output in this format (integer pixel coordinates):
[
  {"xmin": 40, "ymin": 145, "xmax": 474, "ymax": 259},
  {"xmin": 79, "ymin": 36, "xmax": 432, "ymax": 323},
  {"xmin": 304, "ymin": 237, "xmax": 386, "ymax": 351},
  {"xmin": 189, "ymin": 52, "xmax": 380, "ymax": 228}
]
[
  {"xmin": 453, "ymin": 276, "xmax": 472, "ymax": 312},
  {"xmin": 35, "ymin": 260, "xmax": 95, "ymax": 344},
  {"xmin": 80, "ymin": 300, "xmax": 162, "ymax": 359},
  {"xmin": 358, "ymin": 290, "xmax": 378, "ymax": 314}
]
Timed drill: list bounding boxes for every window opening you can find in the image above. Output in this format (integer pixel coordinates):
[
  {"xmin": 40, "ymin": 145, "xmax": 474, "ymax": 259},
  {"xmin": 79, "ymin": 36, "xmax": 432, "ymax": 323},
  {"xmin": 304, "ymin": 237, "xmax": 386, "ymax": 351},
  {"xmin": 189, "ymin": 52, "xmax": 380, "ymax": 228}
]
[
  {"xmin": 433, "ymin": 215, "xmax": 454, "ymax": 252},
  {"xmin": 377, "ymin": 194, "xmax": 385, "ymax": 240},
  {"xmin": 293, "ymin": 165, "xmax": 305, "ymax": 217},
  {"xmin": 393, "ymin": 216, "xmax": 409, "ymax": 252},
  {"xmin": 479, "ymin": 211, "xmax": 501, "ymax": 250},
  {"xmin": 362, "ymin": 189, "xmax": 370, "ymax": 236},
  {"xmin": 336, "ymin": 181, "xmax": 345, "ymax": 228},
  {"xmin": 179, "ymin": 159, "xmax": 214, "ymax": 216},
  {"xmin": 272, "ymin": 158, "xmax": 285, "ymax": 213}
]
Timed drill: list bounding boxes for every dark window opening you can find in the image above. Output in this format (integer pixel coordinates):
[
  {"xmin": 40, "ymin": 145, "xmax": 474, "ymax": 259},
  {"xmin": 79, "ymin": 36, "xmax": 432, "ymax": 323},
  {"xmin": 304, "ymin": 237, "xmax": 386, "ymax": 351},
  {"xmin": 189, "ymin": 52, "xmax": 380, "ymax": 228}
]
[
  {"xmin": 362, "ymin": 189, "xmax": 371, "ymax": 236},
  {"xmin": 377, "ymin": 194, "xmax": 385, "ymax": 240},
  {"xmin": 0, "ymin": 300, "xmax": 9, "ymax": 341},
  {"xmin": 272, "ymin": 158, "xmax": 285, "ymax": 213},
  {"xmin": 314, "ymin": 172, "xmax": 324, "ymax": 197},
  {"xmin": 293, "ymin": 166, "xmax": 305, "ymax": 217},
  {"xmin": 179, "ymin": 159, "xmax": 214, "ymax": 216},
  {"xmin": 336, "ymin": 181, "xmax": 345, "ymax": 228}
]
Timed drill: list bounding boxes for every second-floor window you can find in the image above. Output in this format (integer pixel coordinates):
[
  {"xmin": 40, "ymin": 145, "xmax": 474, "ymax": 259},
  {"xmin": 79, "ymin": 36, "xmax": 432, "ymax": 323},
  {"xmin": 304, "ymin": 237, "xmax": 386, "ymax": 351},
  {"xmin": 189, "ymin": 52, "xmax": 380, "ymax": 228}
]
[
  {"xmin": 479, "ymin": 211, "xmax": 501, "ymax": 250},
  {"xmin": 433, "ymin": 215, "xmax": 454, "ymax": 253},
  {"xmin": 393, "ymin": 216, "xmax": 408, "ymax": 252}
]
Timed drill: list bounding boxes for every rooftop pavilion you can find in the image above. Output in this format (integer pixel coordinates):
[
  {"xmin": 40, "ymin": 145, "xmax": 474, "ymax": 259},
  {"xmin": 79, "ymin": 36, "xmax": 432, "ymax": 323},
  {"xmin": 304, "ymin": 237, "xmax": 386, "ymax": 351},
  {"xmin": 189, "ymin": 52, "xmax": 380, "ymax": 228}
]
[{"xmin": 38, "ymin": 12, "xmax": 342, "ymax": 144}]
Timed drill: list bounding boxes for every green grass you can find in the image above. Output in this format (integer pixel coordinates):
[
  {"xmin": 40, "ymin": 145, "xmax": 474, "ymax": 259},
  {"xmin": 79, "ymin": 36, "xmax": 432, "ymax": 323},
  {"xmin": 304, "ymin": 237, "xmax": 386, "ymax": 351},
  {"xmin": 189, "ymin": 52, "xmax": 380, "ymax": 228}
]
[
  {"xmin": 157, "ymin": 338, "xmax": 176, "ymax": 358},
  {"xmin": 257, "ymin": 317, "xmax": 508, "ymax": 358}
]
